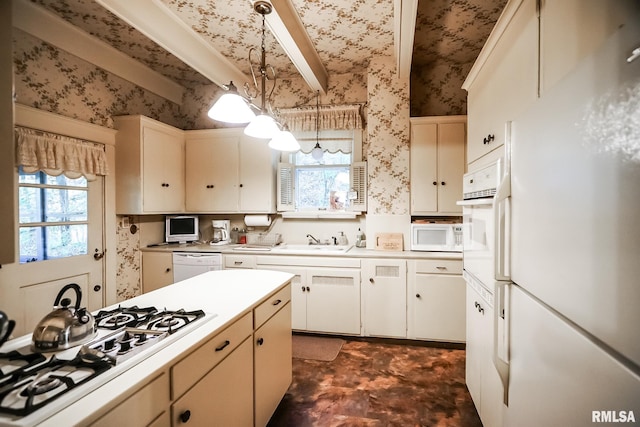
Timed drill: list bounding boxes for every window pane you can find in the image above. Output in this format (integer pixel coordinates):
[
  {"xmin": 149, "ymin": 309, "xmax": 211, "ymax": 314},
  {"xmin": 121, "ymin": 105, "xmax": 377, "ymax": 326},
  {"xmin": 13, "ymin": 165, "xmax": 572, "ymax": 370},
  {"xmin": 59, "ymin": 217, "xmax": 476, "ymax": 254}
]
[
  {"xmin": 19, "ymin": 227, "xmax": 43, "ymax": 262},
  {"xmin": 45, "ymin": 174, "xmax": 87, "ymax": 187},
  {"xmin": 293, "ymin": 151, "xmax": 351, "ymax": 166},
  {"xmin": 45, "ymin": 189, "xmax": 88, "ymax": 222},
  {"xmin": 45, "ymin": 224, "xmax": 88, "ymax": 259},
  {"xmin": 18, "ymin": 187, "xmax": 43, "ymax": 224},
  {"xmin": 18, "ymin": 170, "xmax": 42, "ymax": 184},
  {"xmin": 295, "ymin": 167, "xmax": 350, "ymax": 210}
]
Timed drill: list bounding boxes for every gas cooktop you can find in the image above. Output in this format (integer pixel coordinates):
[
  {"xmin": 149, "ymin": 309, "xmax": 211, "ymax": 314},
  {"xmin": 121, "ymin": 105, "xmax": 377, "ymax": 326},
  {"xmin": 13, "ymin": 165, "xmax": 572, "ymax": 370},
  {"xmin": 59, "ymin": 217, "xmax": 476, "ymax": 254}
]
[{"xmin": 0, "ymin": 305, "xmax": 214, "ymax": 426}]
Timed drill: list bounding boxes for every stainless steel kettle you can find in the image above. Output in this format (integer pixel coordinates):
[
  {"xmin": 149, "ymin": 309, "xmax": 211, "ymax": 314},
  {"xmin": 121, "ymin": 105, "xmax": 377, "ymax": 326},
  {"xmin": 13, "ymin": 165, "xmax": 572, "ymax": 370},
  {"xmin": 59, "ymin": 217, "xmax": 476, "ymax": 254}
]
[{"xmin": 32, "ymin": 283, "xmax": 97, "ymax": 352}]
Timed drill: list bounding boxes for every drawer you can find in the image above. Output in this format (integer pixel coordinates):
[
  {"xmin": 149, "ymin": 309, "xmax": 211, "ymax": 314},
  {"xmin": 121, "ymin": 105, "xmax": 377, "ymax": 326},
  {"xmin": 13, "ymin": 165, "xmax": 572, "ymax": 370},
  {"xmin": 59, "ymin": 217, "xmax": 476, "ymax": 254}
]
[
  {"xmin": 414, "ymin": 259, "xmax": 462, "ymax": 275},
  {"xmin": 171, "ymin": 312, "xmax": 252, "ymax": 400},
  {"xmin": 224, "ymin": 254, "xmax": 256, "ymax": 269},
  {"xmin": 90, "ymin": 373, "xmax": 169, "ymax": 427},
  {"xmin": 254, "ymin": 284, "xmax": 291, "ymax": 328}
]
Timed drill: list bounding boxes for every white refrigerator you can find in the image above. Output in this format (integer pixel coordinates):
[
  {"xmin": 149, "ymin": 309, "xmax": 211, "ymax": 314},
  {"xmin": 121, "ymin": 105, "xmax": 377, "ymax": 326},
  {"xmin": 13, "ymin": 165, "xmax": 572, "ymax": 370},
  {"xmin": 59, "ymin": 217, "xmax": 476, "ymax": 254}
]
[{"xmin": 501, "ymin": 6, "xmax": 640, "ymax": 426}]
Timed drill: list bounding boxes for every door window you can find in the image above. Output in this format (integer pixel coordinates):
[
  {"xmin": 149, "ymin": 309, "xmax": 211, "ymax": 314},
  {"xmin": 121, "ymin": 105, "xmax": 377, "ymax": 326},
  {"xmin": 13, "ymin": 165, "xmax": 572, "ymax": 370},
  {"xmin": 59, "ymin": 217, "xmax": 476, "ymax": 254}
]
[{"xmin": 18, "ymin": 168, "xmax": 89, "ymax": 263}]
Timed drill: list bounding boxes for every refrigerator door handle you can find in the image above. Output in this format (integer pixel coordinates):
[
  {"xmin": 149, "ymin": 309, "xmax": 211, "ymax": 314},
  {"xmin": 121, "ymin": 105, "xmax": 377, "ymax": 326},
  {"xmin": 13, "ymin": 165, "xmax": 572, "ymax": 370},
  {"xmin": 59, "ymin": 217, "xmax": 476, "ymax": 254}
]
[{"xmin": 493, "ymin": 281, "xmax": 510, "ymax": 405}]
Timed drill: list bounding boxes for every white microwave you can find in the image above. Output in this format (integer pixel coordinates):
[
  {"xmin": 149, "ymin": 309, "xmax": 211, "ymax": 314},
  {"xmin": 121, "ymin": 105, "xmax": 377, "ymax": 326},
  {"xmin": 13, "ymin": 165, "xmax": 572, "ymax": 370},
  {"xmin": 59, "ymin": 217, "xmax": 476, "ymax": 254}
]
[{"xmin": 410, "ymin": 223, "xmax": 463, "ymax": 252}]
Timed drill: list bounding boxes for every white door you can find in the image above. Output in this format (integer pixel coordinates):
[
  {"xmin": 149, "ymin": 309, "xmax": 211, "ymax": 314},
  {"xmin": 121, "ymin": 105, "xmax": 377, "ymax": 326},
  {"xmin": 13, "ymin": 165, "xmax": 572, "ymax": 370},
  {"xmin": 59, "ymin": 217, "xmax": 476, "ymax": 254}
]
[{"xmin": 0, "ymin": 174, "xmax": 105, "ymax": 336}]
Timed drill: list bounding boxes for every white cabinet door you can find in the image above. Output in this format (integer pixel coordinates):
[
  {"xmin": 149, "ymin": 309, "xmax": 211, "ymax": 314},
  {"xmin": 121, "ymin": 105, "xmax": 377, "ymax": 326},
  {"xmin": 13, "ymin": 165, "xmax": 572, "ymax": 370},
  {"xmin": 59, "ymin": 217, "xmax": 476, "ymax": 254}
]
[
  {"xmin": 361, "ymin": 259, "xmax": 407, "ymax": 338},
  {"xmin": 466, "ymin": 281, "xmax": 503, "ymax": 427},
  {"xmin": 142, "ymin": 126, "xmax": 184, "ymax": 213},
  {"xmin": 410, "ymin": 274, "xmax": 465, "ymax": 342},
  {"xmin": 114, "ymin": 115, "xmax": 184, "ymax": 214},
  {"xmin": 185, "ymin": 129, "xmax": 275, "ymax": 213},
  {"xmin": 141, "ymin": 252, "xmax": 174, "ymax": 293},
  {"xmin": 464, "ymin": 0, "xmax": 538, "ymax": 165},
  {"xmin": 239, "ymin": 136, "xmax": 276, "ymax": 212},
  {"xmin": 171, "ymin": 338, "xmax": 254, "ymax": 427},
  {"xmin": 185, "ymin": 132, "xmax": 239, "ymax": 212},
  {"xmin": 306, "ymin": 267, "xmax": 361, "ymax": 335},
  {"xmin": 410, "ymin": 117, "xmax": 465, "ymax": 215},
  {"xmin": 254, "ymin": 302, "xmax": 292, "ymax": 427}
]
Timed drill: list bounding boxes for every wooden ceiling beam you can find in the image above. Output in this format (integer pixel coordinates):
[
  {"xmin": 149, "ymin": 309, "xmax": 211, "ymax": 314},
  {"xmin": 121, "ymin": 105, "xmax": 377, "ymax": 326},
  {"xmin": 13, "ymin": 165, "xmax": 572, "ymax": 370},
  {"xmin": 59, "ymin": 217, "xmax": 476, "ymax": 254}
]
[
  {"xmin": 394, "ymin": 0, "xmax": 418, "ymax": 79},
  {"xmin": 258, "ymin": 0, "xmax": 329, "ymax": 95},
  {"xmin": 96, "ymin": 0, "xmax": 250, "ymax": 90}
]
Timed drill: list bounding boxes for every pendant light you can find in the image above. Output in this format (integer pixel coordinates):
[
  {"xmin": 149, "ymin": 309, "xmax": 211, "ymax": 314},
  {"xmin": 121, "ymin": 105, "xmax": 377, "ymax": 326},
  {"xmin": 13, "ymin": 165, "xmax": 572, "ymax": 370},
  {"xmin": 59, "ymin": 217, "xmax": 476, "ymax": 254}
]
[
  {"xmin": 207, "ymin": 81, "xmax": 255, "ymax": 123},
  {"xmin": 311, "ymin": 91, "xmax": 324, "ymax": 160},
  {"xmin": 269, "ymin": 127, "xmax": 301, "ymax": 151},
  {"xmin": 243, "ymin": 1, "xmax": 279, "ymax": 140}
]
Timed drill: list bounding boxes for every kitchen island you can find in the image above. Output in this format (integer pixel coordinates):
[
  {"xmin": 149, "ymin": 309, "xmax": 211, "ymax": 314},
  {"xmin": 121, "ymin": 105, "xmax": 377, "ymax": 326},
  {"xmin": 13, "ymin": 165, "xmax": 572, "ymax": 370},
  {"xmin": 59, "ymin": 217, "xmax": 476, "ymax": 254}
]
[{"xmin": 1, "ymin": 269, "xmax": 293, "ymax": 427}]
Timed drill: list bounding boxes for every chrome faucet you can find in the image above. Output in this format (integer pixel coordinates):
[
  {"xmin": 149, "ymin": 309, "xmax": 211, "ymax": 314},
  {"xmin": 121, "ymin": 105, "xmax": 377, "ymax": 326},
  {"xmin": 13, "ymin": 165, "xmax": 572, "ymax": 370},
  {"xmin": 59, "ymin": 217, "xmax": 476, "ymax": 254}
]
[{"xmin": 306, "ymin": 234, "xmax": 321, "ymax": 245}]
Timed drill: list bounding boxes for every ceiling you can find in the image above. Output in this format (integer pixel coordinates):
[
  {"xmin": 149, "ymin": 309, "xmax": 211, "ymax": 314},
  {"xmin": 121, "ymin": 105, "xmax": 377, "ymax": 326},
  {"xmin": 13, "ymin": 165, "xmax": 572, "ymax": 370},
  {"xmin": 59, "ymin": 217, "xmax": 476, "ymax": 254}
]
[{"xmin": 30, "ymin": 0, "xmax": 506, "ymax": 95}]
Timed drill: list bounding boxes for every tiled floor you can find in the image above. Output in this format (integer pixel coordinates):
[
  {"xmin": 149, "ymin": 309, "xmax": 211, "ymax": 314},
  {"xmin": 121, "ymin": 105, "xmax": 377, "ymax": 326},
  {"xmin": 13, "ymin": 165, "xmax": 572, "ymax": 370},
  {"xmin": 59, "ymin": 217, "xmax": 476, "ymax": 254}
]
[{"xmin": 268, "ymin": 338, "xmax": 483, "ymax": 426}]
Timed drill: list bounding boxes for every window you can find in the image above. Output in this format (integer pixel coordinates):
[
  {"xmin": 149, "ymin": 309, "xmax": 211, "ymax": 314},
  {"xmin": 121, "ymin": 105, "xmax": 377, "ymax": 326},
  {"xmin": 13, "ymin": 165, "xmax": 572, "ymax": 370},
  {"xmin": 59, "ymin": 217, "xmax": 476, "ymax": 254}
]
[
  {"xmin": 292, "ymin": 150, "xmax": 352, "ymax": 211},
  {"xmin": 18, "ymin": 167, "xmax": 89, "ymax": 263},
  {"xmin": 278, "ymin": 129, "xmax": 366, "ymax": 214}
]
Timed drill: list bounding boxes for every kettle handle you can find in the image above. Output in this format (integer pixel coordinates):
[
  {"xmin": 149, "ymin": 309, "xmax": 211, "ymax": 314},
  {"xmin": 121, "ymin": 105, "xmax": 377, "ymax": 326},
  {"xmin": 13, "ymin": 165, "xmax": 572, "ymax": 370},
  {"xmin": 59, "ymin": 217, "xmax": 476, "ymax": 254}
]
[{"xmin": 53, "ymin": 283, "xmax": 82, "ymax": 310}]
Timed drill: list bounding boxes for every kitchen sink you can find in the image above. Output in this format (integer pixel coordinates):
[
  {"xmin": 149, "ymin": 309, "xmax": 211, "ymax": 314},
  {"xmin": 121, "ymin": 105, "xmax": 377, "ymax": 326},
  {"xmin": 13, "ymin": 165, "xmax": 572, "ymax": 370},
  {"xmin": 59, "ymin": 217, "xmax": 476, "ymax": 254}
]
[{"xmin": 272, "ymin": 244, "xmax": 352, "ymax": 254}]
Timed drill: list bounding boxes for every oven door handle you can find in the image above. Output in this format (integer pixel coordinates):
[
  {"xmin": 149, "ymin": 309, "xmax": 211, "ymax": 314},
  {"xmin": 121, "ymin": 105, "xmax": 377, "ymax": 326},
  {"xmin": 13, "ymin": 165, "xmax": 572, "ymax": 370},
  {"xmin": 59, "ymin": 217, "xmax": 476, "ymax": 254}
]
[{"xmin": 494, "ymin": 171, "xmax": 511, "ymax": 281}]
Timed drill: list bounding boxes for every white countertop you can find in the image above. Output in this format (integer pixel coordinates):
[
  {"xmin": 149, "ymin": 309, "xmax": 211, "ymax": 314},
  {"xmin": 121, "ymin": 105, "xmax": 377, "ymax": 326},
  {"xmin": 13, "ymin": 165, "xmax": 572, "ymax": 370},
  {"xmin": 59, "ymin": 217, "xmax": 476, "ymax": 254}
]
[
  {"xmin": 143, "ymin": 242, "xmax": 462, "ymax": 260},
  {"xmin": 5, "ymin": 269, "xmax": 293, "ymax": 427}
]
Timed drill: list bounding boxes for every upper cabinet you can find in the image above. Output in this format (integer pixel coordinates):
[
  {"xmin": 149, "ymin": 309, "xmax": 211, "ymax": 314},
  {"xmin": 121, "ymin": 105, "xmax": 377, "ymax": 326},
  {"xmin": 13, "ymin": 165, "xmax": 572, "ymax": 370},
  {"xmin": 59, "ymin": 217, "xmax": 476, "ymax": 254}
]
[
  {"xmin": 462, "ymin": 0, "xmax": 538, "ymax": 167},
  {"xmin": 410, "ymin": 116, "xmax": 465, "ymax": 215},
  {"xmin": 114, "ymin": 115, "xmax": 185, "ymax": 214},
  {"xmin": 539, "ymin": 0, "xmax": 638, "ymax": 95},
  {"xmin": 185, "ymin": 129, "xmax": 276, "ymax": 214}
]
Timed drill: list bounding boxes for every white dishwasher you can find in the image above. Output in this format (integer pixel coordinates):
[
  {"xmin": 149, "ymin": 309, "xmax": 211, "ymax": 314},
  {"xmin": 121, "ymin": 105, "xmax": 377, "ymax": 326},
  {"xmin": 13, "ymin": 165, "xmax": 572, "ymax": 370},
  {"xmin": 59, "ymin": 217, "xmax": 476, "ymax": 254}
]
[{"xmin": 172, "ymin": 252, "xmax": 222, "ymax": 282}]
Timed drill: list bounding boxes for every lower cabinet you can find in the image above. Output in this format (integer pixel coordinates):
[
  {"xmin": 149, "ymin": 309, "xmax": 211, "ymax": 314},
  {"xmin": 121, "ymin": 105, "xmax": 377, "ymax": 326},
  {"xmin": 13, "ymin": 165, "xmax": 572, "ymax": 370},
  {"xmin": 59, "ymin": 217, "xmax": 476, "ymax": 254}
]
[
  {"xmin": 254, "ymin": 302, "xmax": 293, "ymax": 427},
  {"xmin": 90, "ymin": 374, "xmax": 170, "ymax": 427},
  {"xmin": 466, "ymin": 279, "xmax": 503, "ymax": 427},
  {"xmin": 361, "ymin": 259, "xmax": 407, "ymax": 338},
  {"xmin": 256, "ymin": 256, "xmax": 361, "ymax": 335},
  {"xmin": 171, "ymin": 338, "xmax": 254, "ymax": 427},
  {"xmin": 142, "ymin": 252, "xmax": 174, "ymax": 293},
  {"xmin": 407, "ymin": 259, "xmax": 466, "ymax": 342},
  {"xmin": 95, "ymin": 284, "xmax": 292, "ymax": 427}
]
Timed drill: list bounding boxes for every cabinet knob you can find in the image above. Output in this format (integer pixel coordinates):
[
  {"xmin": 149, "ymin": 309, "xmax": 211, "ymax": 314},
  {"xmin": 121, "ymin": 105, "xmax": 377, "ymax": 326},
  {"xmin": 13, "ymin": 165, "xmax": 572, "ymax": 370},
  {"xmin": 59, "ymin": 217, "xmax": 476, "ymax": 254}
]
[
  {"xmin": 306, "ymin": 286, "xmax": 310, "ymax": 292},
  {"xmin": 257, "ymin": 337, "xmax": 264, "ymax": 346},
  {"xmin": 239, "ymin": 183, "xmax": 244, "ymax": 188},
  {"xmin": 369, "ymin": 278, "xmax": 374, "ymax": 284},
  {"xmin": 206, "ymin": 184, "xmax": 214, "ymax": 189},
  {"xmin": 93, "ymin": 285, "xmax": 102, "ymax": 292},
  {"xmin": 301, "ymin": 286, "xmax": 306, "ymax": 292},
  {"xmin": 441, "ymin": 181, "xmax": 446, "ymax": 186},
  {"xmin": 483, "ymin": 134, "xmax": 495, "ymax": 145},
  {"xmin": 179, "ymin": 410, "xmax": 191, "ymax": 423},
  {"xmin": 165, "ymin": 268, "xmax": 171, "ymax": 273},
  {"xmin": 432, "ymin": 181, "xmax": 437, "ymax": 186},
  {"xmin": 416, "ymin": 293, "xmax": 421, "ymax": 298}
]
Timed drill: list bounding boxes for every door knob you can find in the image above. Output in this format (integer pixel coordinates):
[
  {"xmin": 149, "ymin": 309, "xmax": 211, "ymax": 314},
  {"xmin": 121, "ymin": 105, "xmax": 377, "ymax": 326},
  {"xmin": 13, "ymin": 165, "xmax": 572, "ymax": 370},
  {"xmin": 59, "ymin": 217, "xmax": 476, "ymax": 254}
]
[
  {"xmin": 179, "ymin": 410, "xmax": 191, "ymax": 423},
  {"xmin": 93, "ymin": 249, "xmax": 105, "ymax": 260}
]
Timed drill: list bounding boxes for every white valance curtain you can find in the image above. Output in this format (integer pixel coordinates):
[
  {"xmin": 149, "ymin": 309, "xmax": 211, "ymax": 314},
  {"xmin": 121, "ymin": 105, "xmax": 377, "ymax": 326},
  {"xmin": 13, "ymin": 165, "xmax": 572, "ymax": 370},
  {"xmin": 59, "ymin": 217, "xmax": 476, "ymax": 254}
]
[
  {"xmin": 15, "ymin": 126, "xmax": 109, "ymax": 181},
  {"xmin": 277, "ymin": 104, "xmax": 363, "ymax": 132},
  {"xmin": 277, "ymin": 104, "xmax": 363, "ymax": 154}
]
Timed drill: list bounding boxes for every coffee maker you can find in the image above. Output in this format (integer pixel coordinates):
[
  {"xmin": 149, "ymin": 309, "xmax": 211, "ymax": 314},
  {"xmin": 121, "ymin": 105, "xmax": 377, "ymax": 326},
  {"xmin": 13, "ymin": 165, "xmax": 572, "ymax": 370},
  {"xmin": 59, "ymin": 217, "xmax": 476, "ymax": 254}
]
[{"xmin": 210, "ymin": 220, "xmax": 230, "ymax": 245}]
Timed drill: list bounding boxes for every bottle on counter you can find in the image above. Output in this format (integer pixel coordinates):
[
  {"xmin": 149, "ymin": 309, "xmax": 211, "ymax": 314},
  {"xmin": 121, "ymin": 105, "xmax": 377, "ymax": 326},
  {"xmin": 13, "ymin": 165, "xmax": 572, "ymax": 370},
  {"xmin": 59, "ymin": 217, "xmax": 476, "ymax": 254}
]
[
  {"xmin": 230, "ymin": 227, "xmax": 239, "ymax": 244},
  {"xmin": 338, "ymin": 231, "xmax": 348, "ymax": 246},
  {"xmin": 355, "ymin": 228, "xmax": 366, "ymax": 248}
]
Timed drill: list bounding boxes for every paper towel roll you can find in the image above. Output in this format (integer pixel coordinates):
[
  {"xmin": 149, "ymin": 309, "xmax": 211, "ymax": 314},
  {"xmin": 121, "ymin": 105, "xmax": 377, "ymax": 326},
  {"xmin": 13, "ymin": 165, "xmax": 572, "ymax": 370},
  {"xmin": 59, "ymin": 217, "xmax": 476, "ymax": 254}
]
[{"xmin": 244, "ymin": 215, "xmax": 271, "ymax": 227}]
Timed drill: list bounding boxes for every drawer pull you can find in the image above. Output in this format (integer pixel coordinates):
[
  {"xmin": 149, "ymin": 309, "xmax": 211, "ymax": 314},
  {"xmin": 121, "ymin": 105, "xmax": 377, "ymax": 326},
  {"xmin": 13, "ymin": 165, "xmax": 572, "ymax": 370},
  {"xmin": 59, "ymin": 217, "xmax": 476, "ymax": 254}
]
[
  {"xmin": 436, "ymin": 266, "xmax": 447, "ymax": 270},
  {"xmin": 272, "ymin": 299, "xmax": 282, "ymax": 306},
  {"xmin": 215, "ymin": 340, "xmax": 230, "ymax": 352},
  {"xmin": 179, "ymin": 410, "xmax": 191, "ymax": 423},
  {"xmin": 257, "ymin": 337, "xmax": 264, "ymax": 346},
  {"xmin": 234, "ymin": 261, "xmax": 243, "ymax": 265}
]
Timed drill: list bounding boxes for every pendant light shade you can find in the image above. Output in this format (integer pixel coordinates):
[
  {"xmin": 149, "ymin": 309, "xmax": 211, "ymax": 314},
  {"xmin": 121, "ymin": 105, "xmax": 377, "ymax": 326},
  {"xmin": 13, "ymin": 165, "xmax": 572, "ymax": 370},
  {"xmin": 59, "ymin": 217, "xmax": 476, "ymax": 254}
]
[
  {"xmin": 269, "ymin": 130, "xmax": 301, "ymax": 152},
  {"xmin": 311, "ymin": 142, "xmax": 324, "ymax": 160},
  {"xmin": 208, "ymin": 82, "xmax": 255, "ymax": 124},
  {"xmin": 244, "ymin": 113, "xmax": 279, "ymax": 139}
]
